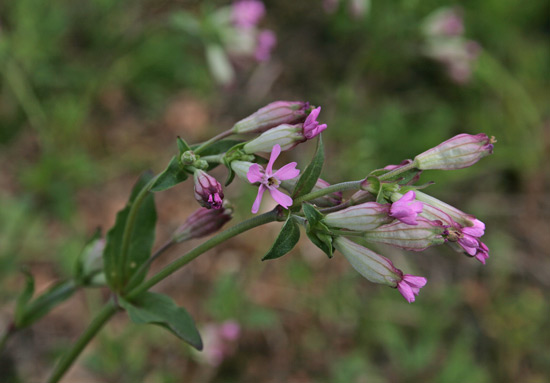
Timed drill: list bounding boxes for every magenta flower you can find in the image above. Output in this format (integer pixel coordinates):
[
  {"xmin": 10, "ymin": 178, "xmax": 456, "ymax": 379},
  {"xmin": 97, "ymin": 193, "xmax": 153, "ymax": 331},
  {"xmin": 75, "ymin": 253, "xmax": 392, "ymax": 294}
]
[
  {"xmin": 303, "ymin": 107, "xmax": 327, "ymax": 139},
  {"xmin": 193, "ymin": 170, "xmax": 224, "ymax": 209},
  {"xmin": 255, "ymin": 29, "xmax": 277, "ymax": 62},
  {"xmin": 397, "ymin": 275, "xmax": 428, "ymax": 303},
  {"xmin": 232, "ymin": 0, "xmax": 265, "ymax": 29},
  {"xmin": 246, "ymin": 144, "xmax": 300, "ymax": 213},
  {"xmin": 456, "ymin": 219, "xmax": 490, "ymax": 264},
  {"xmin": 390, "ymin": 191, "xmax": 423, "ymax": 225}
]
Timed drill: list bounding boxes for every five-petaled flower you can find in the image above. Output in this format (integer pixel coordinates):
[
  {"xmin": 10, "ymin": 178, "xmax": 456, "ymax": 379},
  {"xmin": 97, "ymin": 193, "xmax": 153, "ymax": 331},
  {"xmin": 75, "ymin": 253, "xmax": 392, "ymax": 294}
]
[{"xmin": 246, "ymin": 144, "xmax": 300, "ymax": 213}]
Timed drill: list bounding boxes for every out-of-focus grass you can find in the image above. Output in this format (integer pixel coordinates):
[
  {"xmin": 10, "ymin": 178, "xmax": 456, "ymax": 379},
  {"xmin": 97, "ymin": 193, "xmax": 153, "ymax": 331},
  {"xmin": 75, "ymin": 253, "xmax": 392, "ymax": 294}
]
[{"xmin": 1, "ymin": 0, "xmax": 549, "ymax": 382}]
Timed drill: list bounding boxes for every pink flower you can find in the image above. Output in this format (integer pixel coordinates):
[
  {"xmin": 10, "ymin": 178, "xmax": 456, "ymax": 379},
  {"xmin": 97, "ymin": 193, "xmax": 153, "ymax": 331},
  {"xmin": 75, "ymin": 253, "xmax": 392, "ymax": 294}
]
[
  {"xmin": 255, "ymin": 29, "xmax": 277, "ymax": 62},
  {"xmin": 456, "ymin": 219, "xmax": 489, "ymax": 264},
  {"xmin": 303, "ymin": 107, "xmax": 327, "ymax": 139},
  {"xmin": 219, "ymin": 320, "xmax": 241, "ymax": 341},
  {"xmin": 397, "ymin": 275, "xmax": 428, "ymax": 303},
  {"xmin": 390, "ymin": 191, "xmax": 423, "ymax": 225},
  {"xmin": 246, "ymin": 144, "xmax": 300, "ymax": 213},
  {"xmin": 193, "ymin": 170, "xmax": 224, "ymax": 209},
  {"xmin": 232, "ymin": 0, "xmax": 265, "ymax": 29}
]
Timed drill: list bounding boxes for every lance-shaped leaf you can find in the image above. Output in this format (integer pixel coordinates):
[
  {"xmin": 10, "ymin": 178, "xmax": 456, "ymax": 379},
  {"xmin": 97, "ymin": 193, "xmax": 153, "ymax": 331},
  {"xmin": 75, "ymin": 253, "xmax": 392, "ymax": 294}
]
[
  {"xmin": 292, "ymin": 135, "xmax": 324, "ymax": 199},
  {"xmin": 120, "ymin": 292, "xmax": 203, "ymax": 350},
  {"xmin": 103, "ymin": 172, "xmax": 157, "ymax": 291},
  {"xmin": 262, "ymin": 216, "xmax": 301, "ymax": 261},
  {"xmin": 150, "ymin": 155, "xmax": 189, "ymax": 192}
]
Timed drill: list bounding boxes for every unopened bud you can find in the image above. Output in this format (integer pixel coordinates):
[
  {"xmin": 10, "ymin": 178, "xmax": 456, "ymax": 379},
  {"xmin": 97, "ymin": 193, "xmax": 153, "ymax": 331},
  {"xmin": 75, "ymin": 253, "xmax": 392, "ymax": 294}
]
[
  {"xmin": 232, "ymin": 101, "xmax": 310, "ymax": 134},
  {"xmin": 78, "ymin": 237, "xmax": 106, "ymax": 286},
  {"xmin": 243, "ymin": 124, "xmax": 305, "ymax": 153},
  {"xmin": 324, "ymin": 202, "xmax": 392, "ymax": 231},
  {"xmin": 231, "ymin": 160, "xmax": 254, "ymax": 181},
  {"xmin": 173, "ymin": 203, "xmax": 233, "ymax": 242},
  {"xmin": 181, "ymin": 151, "xmax": 197, "ymax": 165},
  {"xmin": 194, "ymin": 170, "xmax": 224, "ymax": 209},
  {"xmin": 362, "ymin": 218, "xmax": 445, "ymax": 251},
  {"xmin": 414, "ymin": 133, "xmax": 495, "ymax": 170}
]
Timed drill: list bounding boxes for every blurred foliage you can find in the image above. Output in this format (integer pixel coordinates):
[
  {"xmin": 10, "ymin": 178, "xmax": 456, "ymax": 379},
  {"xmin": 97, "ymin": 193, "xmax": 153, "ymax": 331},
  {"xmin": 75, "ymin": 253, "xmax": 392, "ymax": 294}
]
[{"xmin": 1, "ymin": 0, "xmax": 549, "ymax": 382}]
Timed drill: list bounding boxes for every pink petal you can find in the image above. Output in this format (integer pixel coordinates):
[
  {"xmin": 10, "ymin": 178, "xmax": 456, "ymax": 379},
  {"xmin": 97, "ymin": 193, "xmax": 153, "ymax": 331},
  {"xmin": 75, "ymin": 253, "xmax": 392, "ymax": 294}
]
[
  {"xmin": 400, "ymin": 190, "xmax": 416, "ymax": 202},
  {"xmin": 266, "ymin": 144, "xmax": 281, "ymax": 175},
  {"xmin": 462, "ymin": 219, "xmax": 485, "ymax": 237},
  {"xmin": 403, "ymin": 275, "xmax": 427, "ymax": 288},
  {"xmin": 251, "ymin": 184, "xmax": 265, "ymax": 214},
  {"xmin": 247, "ymin": 163, "xmax": 264, "ymax": 184},
  {"xmin": 397, "ymin": 282, "xmax": 415, "ymax": 303},
  {"xmin": 268, "ymin": 187, "xmax": 293, "ymax": 209},
  {"xmin": 305, "ymin": 107, "xmax": 321, "ymax": 126},
  {"xmin": 273, "ymin": 162, "xmax": 300, "ymax": 181}
]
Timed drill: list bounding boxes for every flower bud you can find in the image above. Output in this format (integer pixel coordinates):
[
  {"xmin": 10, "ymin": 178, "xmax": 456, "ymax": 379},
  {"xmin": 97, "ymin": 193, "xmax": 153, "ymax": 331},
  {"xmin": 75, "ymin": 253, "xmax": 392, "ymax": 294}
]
[
  {"xmin": 324, "ymin": 202, "xmax": 392, "ymax": 231},
  {"xmin": 280, "ymin": 178, "xmax": 342, "ymax": 207},
  {"xmin": 362, "ymin": 218, "xmax": 445, "ymax": 251},
  {"xmin": 243, "ymin": 124, "xmax": 305, "ymax": 153},
  {"xmin": 302, "ymin": 106, "xmax": 327, "ymax": 140},
  {"xmin": 414, "ymin": 133, "xmax": 495, "ymax": 170},
  {"xmin": 333, "ymin": 237, "xmax": 428, "ymax": 302},
  {"xmin": 194, "ymin": 170, "xmax": 224, "ymax": 209},
  {"xmin": 389, "ymin": 191, "xmax": 423, "ymax": 225},
  {"xmin": 181, "ymin": 151, "xmax": 197, "ymax": 165},
  {"xmin": 77, "ymin": 237, "xmax": 107, "ymax": 286},
  {"xmin": 414, "ymin": 191, "xmax": 475, "ymax": 227},
  {"xmin": 173, "ymin": 203, "xmax": 233, "ymax": 242},
  {"xmin": 231, "ymin": 160, "xmax": 254, "ymax": 181},
  {"xmin": 232, "ymin": 101, "xmax": 310, "ymax": 134}
]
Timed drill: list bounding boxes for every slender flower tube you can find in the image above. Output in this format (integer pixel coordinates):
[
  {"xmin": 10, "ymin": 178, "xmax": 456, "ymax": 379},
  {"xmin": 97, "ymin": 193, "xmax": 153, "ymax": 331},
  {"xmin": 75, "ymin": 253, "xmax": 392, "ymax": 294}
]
[
  {"xmin": 246, "ymin": 144, "xmax": 300, "ymax": 213},
  {"xmin": 362, "ymin": 218, "xmax": 446, "ymax": 251},
  {"xmin": 389, "ymin": 191, "xmax": 423, "ymax": 225},
  {"xmin": 243, "ymin": 107, "xmax": 327, "ymax": 154},
  {"xmin": 324, "ymin": 202, "xmax": 393, "ymax": 231},
  {"xmin": 193, "ymin": 170, "xmax": 224, "ymax": 209},
  {"xmin": 232, "ymin": 101, "xmax": 310, "ymax": 134},
  {"xmin": 334, "ymin": 237, "xmax": 427, "ymax": 302},
  {"xmin": 232, "ymin": 0, "xmax": 265, "ymax": 29},
  {"xmin": 173, "ymin": 204, "xmax": 233, "ymax": 243},
  {"xmin": 280, "ymin": 177, "xmax": 342, "ymax": 207},
  {"xmin": 414, "ymin": 133, "xmax": 495, "ymax": 170}
]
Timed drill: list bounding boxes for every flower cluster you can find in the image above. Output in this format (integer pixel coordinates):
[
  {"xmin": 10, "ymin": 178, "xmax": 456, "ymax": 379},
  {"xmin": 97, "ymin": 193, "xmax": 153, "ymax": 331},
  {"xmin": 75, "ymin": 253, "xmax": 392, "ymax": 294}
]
[{"xmin": 422, "ymin": 7, "xmax": 481, "ymax": 84}]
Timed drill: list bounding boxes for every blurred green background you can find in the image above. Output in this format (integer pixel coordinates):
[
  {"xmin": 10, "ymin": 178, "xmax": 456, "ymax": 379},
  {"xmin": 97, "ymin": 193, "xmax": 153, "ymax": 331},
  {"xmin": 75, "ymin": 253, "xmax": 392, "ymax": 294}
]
[{"xmin": 1, "ymin": 0, "xmax": 549, "ymax": 382}]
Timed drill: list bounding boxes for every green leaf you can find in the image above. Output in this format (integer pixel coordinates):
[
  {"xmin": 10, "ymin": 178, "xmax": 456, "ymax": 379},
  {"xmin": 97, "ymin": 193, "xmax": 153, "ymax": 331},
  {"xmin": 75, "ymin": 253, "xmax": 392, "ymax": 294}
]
[
  {"xmin": 262, "ymin": 216, "xmax": 301, "ymax": 261},
  {"xmin": 177, "ymin": 137, "xmax": 191, "ymax": 154},
  {"xmin": 306, "ymin": 222, "xmax": 334, "ymax": 258},
  {"xmin": 15, "ymin": 279, "xmax": 77, "ymax": 328},
  {"xmin": 74, "ymin": 228, "xmax": 102, "ymax": 282},
  {"xmin": 150, "ymin": 156, "xmax": 189, "ymax": 192},
  {"xmin": 103, "ymin": 172, "xmax": 157, "ymax": 290},
  {"xmin": 302, "ymin": 203, "xmax": 324, "ymax": 226},
  {"xmin": 14, "ymin": 270, "xmax": 34, "ymax": 326},
  {"xmin": 120, "ymin": 292, "xmax": 203, "ymax": 350},
  {"xmin": 292, "ymin": 135, "xmax": 324, "ymax": 199}
]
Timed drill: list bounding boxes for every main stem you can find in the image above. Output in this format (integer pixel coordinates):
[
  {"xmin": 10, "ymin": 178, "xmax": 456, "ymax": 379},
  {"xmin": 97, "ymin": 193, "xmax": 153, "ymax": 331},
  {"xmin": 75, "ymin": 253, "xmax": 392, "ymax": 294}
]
[
  {"xmin": 45, "ymin": 210, "xmax": 279, "ymax": 383},
  {"xmin": 194, "ymin": 130, "xmax": 234, "ymax": 155},
  {"xmin": 292, "ymin": 180, "xmax": 362, "ymax": 206}
]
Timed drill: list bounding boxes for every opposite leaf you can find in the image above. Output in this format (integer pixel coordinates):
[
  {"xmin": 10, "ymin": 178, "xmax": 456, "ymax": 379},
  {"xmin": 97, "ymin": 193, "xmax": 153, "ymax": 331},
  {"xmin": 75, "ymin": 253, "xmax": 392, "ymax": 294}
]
[
  {"xmin": 150, "ymin": 155, "xmax": 189, "ymax": 192},
  {"xmin": 120, "ymin": 292, "xmax": 203, "ymax": 350},
  {"xmin": 262, "ymin": 216, "xmax": 301, "ymax": 261}
]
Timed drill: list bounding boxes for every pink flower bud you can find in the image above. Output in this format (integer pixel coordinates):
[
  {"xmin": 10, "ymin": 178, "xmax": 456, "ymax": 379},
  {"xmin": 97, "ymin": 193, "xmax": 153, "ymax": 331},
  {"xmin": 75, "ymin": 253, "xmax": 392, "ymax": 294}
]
[
  {"xmin": 389, "ymin": 191, "xmax": 423, "ymax": 225},
  {"xmin": 423, "ymin": 7, "xmax": 464, "ymax": 38},
  {"xmin": 334, "ymin": 237, "xmax": 427, "ymax": 302},
  {"xmin": 193, "ymin": 170, "xmax": 224, "ymax": 209},
  {"xmin": 232, "ymin": 0, "xmax": 265, "ymax": 29},
  {"xmin": 324, "ymin": 202, "xmax": 392, "ymax": 231},
  {"xmin": 302, "ymin": 107, "xmax": 327, "ymax": 140},
  {"xmin": 173, "ymin": 204, "xmax": 233, "ymax": 243},
  {"xmin": 255, "ymin": 29, "xmax": 276, "ymax": 62},
  {"xmin": 232, "ymin": 101, "xmax": 310, "ymax": 134},
  {"xmin": 243, "ymin": 123, "xmax": 304, "ymax": 153},
  {"xmin": 362, "ymin": 218, "xmax": 445, "ymax": 251},
  {"xmin": 414, "ymin": 133, "xmax": 495, "ymax": 170},
  {"xmin": 281, "ymin": 178, "xmax": 342, "ymax": 207}
]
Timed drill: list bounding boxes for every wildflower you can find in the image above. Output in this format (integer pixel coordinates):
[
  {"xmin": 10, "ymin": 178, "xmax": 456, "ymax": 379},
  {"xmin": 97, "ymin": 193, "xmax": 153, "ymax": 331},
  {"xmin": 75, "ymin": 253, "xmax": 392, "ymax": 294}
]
[
  {"xmin": 389, "ymin": 191, "xmax": 423, "ymax": 225},
  {"xmin": 333, "ymin": 237, "xmax": 427, "ymax": 303},
  {"xmin": 232, "ymin": 0, "xmax": 265, "ymax": 29},
  {"xmin": 415, "ymin": 190, "xmax": 476, "ymax": 227},
  {"xmin": 414, "ymin": 133, "xmax": 495, "ymax": 170},
  {"xmin": 255, "ymin": 29, "xmax": 276, "ymax": 61},
  {"xmin": 198, "ymin": 320, "xmax": 241, "ymax": 366},
  {"xmin": 243, "ymin": 107, "xmax": 327, "ymax": 154},
  {"xmin": 193, "ymin": 170, "xmax": 224, "ymax": 209},
  {"xmin": 173, "ymin": 204, "xmax": 233, "ymax": 242},
  {"xmin": 324, "ymin": 202, "xmax": 393, "ymax": 231},
  {"xmin": 246, "ymin": 144, "xmax": 300, "ymax": 213},
  {"xmin": 232, "ymin": 101, "xmax": 310, "ymax": 134},
  {"xmin": 303, "ymin": 107, "xmax": 327, "ymax": 139}
]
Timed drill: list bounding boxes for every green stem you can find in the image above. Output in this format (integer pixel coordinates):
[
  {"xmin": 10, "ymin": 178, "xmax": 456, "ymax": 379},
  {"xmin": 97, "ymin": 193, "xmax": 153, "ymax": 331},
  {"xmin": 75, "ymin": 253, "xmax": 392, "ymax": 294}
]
[
  {"xmin": 124, "ymin": 239, "xmax": 175, "ymax": 293},
  {"xmin": 292, "ymin": 180, "xmax": 362, "ymax": 207},
  {"xmin": 119, "ymin": 176, "xmax": 158, "ymax": 288},
  {"xmin": 378, "ymin": 161, "xmax": 416, "ymax": 181},
  {"xmin": 194, "ymin": 130, "xmax": 234, "ymax": 155},
  {"xmin": 319, "ymin": 200, "xmax": 352, "ymax": 215},
  {"xmin": 127, "ymin": 210, "xmax": 279, "ymax": 299},
  {"xmin": 45, "ymin": 301, "xmax": 118, "ymax": 383},
  {"xmin": 200, "ymin": 154, "xmax": 225, "ymax": 163}
]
